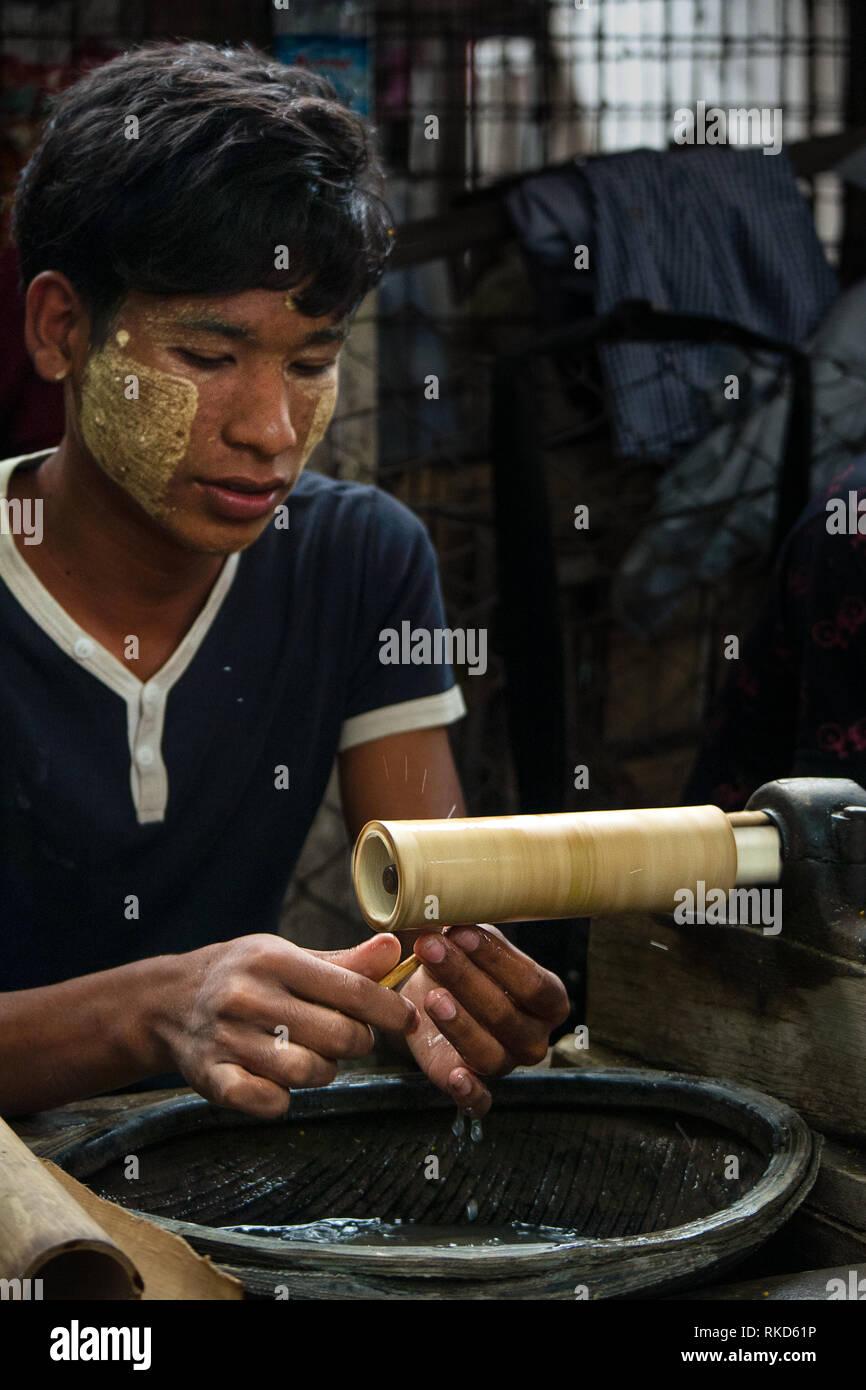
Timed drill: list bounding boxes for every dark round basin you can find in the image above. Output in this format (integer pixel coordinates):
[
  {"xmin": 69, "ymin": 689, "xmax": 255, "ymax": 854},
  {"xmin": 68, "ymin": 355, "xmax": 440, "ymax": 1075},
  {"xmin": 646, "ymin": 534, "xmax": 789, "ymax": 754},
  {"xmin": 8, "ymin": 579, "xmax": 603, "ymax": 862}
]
[{"xmin": 49, "ymin": 1068, "xmax": 818, "ymax": 1299}]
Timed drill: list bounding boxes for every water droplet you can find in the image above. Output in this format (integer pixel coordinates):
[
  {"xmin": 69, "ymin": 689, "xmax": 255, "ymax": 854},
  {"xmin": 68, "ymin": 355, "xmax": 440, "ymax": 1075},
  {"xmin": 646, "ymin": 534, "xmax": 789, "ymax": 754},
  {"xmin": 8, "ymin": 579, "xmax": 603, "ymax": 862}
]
[
  {"xmin": 451, "ymin": 1109, "xmax": 465, "ymax": 1138},
  {"xmin": 466, "ymin": 1198, "xmax": 478, "ymax": 1222},
  {"xmin": 470, "ymin": 1118, "xmax": 483, "ymax": 1144}
]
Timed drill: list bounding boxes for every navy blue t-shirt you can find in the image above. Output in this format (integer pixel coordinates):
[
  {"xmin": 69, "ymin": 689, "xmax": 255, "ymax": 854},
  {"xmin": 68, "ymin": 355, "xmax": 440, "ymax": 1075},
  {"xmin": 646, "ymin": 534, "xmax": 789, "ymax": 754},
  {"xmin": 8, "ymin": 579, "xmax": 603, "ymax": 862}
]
[{"xmin": 0, "ymin": 453, "xmax": 464, "ymax": 992}]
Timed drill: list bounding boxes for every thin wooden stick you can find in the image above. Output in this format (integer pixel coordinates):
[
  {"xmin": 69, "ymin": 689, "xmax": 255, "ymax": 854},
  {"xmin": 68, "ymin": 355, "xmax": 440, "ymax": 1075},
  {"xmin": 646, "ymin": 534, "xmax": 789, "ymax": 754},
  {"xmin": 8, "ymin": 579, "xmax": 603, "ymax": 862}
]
[
  {"xmin": 378, "ymin": 924, "xmax": 461, "ymax": 990},
  {"xmin": 379, "ymin": 953, "xmax": 422, "ymax": 990}
]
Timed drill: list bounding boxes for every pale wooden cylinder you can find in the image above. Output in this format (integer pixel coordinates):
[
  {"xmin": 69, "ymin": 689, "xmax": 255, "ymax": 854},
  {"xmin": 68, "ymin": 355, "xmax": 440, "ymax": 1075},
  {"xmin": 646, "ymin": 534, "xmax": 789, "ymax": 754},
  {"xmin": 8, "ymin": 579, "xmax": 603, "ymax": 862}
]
[
  {"xmin": 353, "ymin": 805, "xmax": 741, "ymax": 933},
  {"xmin": 0, "ymin": 1116, "xmax": 142, "ymax": 1298}
]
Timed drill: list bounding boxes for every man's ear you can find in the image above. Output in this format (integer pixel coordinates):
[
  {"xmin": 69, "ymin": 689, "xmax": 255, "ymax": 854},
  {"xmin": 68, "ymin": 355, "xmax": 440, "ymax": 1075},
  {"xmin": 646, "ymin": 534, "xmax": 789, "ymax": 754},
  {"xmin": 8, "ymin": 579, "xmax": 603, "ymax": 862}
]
[{"xmin": 24, "ymin": 270, "xmax": 92, "ymax": 384}]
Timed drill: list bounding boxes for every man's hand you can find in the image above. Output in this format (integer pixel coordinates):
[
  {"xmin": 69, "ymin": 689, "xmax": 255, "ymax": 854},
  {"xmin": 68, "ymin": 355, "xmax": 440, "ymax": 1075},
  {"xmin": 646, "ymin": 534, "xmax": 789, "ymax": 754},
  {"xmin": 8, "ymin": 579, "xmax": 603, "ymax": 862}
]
[
  {"xmin": 396, "ymin": 926, "xmax": 570, "ymax": 1117},
  {"xmin": 152, "ymin": 933, "xmax": 417, "ymax": 1118}
]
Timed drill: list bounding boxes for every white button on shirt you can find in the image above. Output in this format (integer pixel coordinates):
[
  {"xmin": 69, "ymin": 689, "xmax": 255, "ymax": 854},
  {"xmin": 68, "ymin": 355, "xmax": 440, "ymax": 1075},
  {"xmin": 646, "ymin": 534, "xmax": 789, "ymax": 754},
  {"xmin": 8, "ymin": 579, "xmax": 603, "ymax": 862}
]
[{"xmin": 0, "ymin": 452, "xmax": 467, "ymax": 826}]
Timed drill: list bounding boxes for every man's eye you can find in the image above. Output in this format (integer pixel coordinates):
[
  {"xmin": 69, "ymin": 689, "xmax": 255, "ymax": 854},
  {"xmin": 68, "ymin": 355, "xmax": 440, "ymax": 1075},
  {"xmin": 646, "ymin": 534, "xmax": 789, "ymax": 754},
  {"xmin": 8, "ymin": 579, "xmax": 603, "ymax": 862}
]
[
  {"xmin": 176, "ymin": 350, "xmax": 234, "ymax": 368},
  {"xmin": 291, "ymin": 361, "xmax": 338, "ymax": 377}
]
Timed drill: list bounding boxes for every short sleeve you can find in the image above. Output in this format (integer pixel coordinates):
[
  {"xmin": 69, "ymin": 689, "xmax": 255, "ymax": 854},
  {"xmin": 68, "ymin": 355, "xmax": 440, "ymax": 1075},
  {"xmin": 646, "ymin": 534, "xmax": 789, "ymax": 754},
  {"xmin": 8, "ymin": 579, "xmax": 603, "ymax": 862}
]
[{"xmin": 339, "ymin": 490, "xmax": 467, "ymax": 750}]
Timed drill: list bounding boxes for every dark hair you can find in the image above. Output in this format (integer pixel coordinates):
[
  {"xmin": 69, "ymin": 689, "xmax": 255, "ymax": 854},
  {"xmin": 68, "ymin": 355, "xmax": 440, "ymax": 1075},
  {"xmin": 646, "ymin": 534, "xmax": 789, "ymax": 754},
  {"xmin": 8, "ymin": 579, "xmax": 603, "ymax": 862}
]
[{"xmin": 13, "ymin": 40, "xmax": 394, "ymax": 344}]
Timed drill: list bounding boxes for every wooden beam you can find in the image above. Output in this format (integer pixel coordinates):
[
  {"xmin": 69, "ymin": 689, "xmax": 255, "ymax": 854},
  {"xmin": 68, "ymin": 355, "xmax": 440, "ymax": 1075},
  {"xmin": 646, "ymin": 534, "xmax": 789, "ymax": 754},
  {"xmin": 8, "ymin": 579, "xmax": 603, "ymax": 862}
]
[{"xmin": 388, "ymin": 129, "xmax": 866, "ymax": 271}]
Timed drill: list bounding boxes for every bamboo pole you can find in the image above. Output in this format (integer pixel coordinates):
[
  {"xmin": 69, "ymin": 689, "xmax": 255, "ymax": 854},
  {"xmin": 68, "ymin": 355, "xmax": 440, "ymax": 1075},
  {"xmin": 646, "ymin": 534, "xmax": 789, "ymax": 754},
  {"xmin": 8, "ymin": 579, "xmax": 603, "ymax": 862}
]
[
  {"xmin": 0, "ymin": 1115, "xmax": 142, "ymax": 1298},
  {"xmin": 355, "ymin": 805, "xmax": 782, "ymax": 935}
]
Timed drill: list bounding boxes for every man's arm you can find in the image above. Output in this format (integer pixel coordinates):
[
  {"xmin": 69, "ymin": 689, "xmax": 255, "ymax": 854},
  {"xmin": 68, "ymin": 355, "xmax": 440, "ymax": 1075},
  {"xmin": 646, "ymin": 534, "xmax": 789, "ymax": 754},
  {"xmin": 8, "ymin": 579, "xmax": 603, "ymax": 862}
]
[
  {"xmin": 0, "ymin": 938, "xmax": 416, "ymax": 1118},
  {"xmin": 339, "ymin": 725, "xmax": 570, "ymax": 1115},
  {"xmin": 0, "ymin": 954, "xmax": 181, "ymax": 1115},
  {"xmin": 339, "ymin": 725, "xmax": 466, "ymax": 834}
]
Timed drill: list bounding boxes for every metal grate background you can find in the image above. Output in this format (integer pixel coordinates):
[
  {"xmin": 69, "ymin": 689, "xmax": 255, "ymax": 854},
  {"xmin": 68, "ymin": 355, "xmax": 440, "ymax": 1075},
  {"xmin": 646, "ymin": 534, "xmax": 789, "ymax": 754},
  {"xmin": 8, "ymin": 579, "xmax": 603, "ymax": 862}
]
[{"xmin": 0, "ymin": 1, "xmax": 857, "ymax": 964}]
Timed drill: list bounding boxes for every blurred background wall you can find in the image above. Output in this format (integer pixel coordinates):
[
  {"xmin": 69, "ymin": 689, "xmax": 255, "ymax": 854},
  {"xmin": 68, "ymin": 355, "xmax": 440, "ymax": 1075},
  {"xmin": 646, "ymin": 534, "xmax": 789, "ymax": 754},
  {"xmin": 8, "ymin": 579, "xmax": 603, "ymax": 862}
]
[{"xmin": 1, "ymin": 2, "xmax": 860, "ymax": 980}]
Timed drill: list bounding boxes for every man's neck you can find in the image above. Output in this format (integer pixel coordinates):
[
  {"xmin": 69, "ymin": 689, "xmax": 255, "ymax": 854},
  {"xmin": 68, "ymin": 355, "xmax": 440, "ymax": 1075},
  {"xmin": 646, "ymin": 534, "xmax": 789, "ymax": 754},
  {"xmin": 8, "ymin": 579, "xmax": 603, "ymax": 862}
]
[{"xmin": 8, "ymin": 440, "xmax": 228, "ymax": 679}]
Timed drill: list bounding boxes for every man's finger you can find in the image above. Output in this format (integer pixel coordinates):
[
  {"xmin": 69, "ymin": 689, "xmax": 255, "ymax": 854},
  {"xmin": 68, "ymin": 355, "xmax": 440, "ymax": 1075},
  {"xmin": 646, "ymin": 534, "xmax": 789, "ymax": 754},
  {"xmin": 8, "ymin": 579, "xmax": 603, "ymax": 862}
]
[
  {"xmin": 448, "ymin": 1066, "xmax": 491, "ymax": 1118},
  {"xmin": 423, "ymin": 986, "xmax": 513, "ymax": 1077},
  {"xmin": 414, "ymin": 931, "xmax": 535, "ymax": 1055},
  {"xmin": 422, "ymin": 925, "xmax": 569, "ymax": 1023},
  {"xmin": 188, "ymin": 1037, "xmax": 341, "ymax": 1119},
  {"xmin": 204, "ymin": 982, "xmax": 376, "ymax": 1060},
  {"xmin": 273, "ymin": 1001, "xmax": 375, "ymax": 1060},
  {"xmin": 195, "ymin": 1060, "xmax": 292, "ymax": 1118},
  {"xmin": 312, "ymin": 934, "xmax": 402, "ymax": 980},
  {"xmin": 288, "ymin": 948, "xmax": 418, "ymax": 1035},
  {"xmin": 204, "ymin": 1040, "xmax": 338, "ymax": 1100},
  {"xmin": 407, "ymin": 1019, "xmax": 492, "ymax": 1116}
]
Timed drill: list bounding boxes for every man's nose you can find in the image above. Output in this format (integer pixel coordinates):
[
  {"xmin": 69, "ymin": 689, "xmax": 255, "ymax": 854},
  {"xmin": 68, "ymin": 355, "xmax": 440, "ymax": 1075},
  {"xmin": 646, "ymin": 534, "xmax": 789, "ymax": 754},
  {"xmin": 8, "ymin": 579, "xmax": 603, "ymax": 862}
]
[{"xmin": 223, "ymin": 367, "xmax": 299, "ymax": 456}]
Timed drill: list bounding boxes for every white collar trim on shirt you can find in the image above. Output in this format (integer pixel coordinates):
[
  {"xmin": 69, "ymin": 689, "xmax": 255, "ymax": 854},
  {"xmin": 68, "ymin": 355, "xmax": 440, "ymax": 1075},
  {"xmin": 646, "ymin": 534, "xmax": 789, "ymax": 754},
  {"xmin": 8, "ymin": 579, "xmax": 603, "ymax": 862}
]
[{"xmin": 0, "ymin": 449, "xmax": 240, "ymax": 824}]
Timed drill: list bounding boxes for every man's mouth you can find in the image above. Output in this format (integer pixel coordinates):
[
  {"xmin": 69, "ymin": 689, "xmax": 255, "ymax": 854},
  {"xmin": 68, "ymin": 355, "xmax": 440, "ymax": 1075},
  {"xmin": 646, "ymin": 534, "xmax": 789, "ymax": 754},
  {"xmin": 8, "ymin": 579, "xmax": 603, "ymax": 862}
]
[
  {"xmin": 197, "ymin": 475, "xmax": 289, "ymax": 522},
  {"xmin": 206, "ymin": 475, "xmax": 288, "ymax": 494}
]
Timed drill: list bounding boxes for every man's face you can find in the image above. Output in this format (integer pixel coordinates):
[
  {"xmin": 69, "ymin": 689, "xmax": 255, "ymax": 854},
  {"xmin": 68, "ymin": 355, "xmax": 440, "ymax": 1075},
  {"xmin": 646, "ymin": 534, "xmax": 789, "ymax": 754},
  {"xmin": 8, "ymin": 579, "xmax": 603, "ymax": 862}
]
[{"xmin": 75, "ymin": 287, "xmax": 344, "ymax": 553}]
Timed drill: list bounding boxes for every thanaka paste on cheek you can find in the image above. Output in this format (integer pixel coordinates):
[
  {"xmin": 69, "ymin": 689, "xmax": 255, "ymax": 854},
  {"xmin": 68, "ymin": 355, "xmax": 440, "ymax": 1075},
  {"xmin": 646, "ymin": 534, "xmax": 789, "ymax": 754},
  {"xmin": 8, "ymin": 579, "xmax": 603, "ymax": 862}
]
[
  {"xmin": 300, "ymin": 381, "xmax": 337, "ymax": 463},
  {"xmin": 79, "ymin": 340, "xmax": 198, "ymax": 519}
]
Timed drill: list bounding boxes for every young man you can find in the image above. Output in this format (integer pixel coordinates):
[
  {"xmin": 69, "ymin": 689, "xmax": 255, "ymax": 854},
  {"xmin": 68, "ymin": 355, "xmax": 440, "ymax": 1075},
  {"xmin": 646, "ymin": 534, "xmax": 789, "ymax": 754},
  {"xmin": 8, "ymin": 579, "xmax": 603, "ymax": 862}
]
[{"xmin": 0, "ymin": 42, "xmax": 567, "ymax": 1121}]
